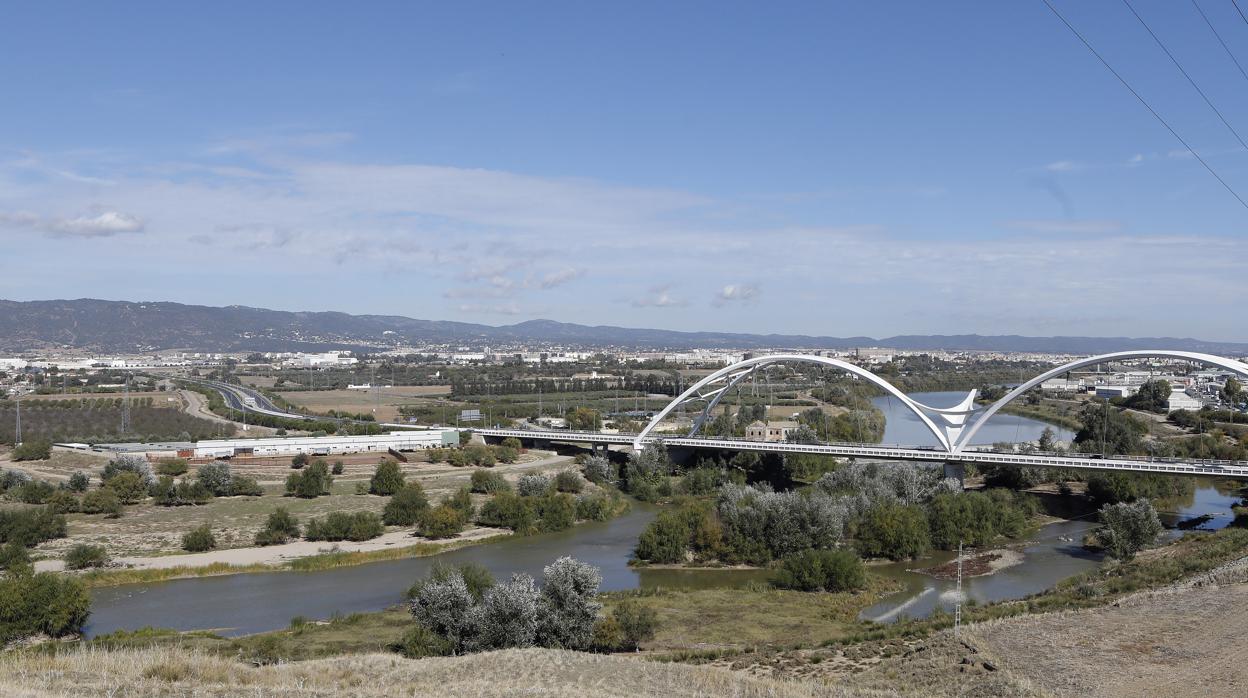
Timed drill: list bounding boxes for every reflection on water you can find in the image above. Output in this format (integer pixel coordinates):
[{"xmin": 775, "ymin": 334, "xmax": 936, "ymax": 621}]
[{"xmin": 872, "ymin": 391, "xmax": 1075, "ymax": 448}]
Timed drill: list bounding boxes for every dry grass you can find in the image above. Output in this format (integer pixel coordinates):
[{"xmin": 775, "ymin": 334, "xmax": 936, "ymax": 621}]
[
  {"xmin": 0, "ymin": 646, "xmax": 895, "ymax": 697},
  {"xmin": 275, "ymin": 386, "xmax": 452, "ymax": 422}
]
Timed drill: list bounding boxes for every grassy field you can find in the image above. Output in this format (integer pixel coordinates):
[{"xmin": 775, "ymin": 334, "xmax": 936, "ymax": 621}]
[{"xmin": 275, "ymin": 386, "xmax": 452, "ymax": 422}]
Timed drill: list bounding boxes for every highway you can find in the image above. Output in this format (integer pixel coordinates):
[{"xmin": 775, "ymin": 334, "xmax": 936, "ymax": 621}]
[{"xmin": 475, "ymin": 427, "xmax": 1248, "ymax": 479}]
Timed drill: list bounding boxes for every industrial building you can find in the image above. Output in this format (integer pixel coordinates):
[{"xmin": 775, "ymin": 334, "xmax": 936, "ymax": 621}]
[{"xmin": 192, "ymin": 430, "xmax": 458, "ymax": 459}]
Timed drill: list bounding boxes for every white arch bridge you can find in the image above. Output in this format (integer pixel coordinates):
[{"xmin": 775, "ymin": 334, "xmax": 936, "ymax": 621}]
[{"xmin": 477, "ymin": 350, "xmax": 1248, "ymax": 479}]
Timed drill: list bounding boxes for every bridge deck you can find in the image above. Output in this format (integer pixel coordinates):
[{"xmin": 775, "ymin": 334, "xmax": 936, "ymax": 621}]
[{"xmin": 477, "ymin": 428, "xmax": 1248, "ymax": 479}]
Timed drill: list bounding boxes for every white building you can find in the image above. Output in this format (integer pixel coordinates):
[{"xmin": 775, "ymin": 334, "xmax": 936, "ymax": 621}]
[
  {"xmin": 1167, "ymin": 391, "xmax": 1204, "ymax": 413},
  {"xmin": 1095, "ymin": 385, "xmax": 1137, "ymax": 399},
  {"xmin": 193, "ymin": 430, "xmax": 458, "ymax": 459},
  {"xmin": 283, "ymin": 352, "xmax": 358, "ymax": 368}
]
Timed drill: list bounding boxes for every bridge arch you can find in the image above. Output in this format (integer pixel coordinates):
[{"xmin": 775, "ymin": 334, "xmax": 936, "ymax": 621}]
[
  {"xmin": 633, "ymin": 354, "xmax": 963, "ymax": 451},
  {"xmin": 952, "ymin": 350, "xmax": 1248, "ymax": 453}
]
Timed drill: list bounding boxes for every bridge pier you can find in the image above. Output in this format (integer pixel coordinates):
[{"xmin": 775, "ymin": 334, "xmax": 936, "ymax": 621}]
[{"xmin": 943, "ymin": 461, "xmax": 965, "ymax": 490}]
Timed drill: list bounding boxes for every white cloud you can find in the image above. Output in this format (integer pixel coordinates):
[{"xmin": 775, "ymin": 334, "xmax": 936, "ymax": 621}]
[
  {"xmin": 713, "ymin": 283, "xmax": 760, "ymax": 306},
  {"xmin": 1004, "ymin": 219, "xmax": 1123, "ymax": 234},
  {"xmin": 0, "ymin": 209, "xmax": 145, "ymax": 237},
  {"xmin": 632, "ymin": 286, "xmax": 686, "ymax": 308},
  {"xmin": 1043, "ymin": 160, "xmax": 1082, "ymax": 172},
  {"xmin": 539, "ymin": 268, "xmax": 582, "ymax": 289}
]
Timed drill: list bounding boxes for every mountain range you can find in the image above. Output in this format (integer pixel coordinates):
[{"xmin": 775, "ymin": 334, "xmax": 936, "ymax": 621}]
[{"xmin": 1, "ymin": 298, "xmax": 1245, "ymax": 355}]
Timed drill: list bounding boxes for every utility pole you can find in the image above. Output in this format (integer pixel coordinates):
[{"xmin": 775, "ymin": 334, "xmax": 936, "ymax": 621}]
[
  {"xmin": 14, "ymin": 393, "xmax": 21, "ymax": 446},
  {"xmin": 121, "ymin": 374, "xmax": 131, "ymax": 435},
  {"xmin": 954, "ymin": 539, "xmax": 963, "ymax": 638}
]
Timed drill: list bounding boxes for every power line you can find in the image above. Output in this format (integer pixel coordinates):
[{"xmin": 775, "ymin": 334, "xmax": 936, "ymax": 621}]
[
  {"xmin": 1234, "ymin": 0, "xmax": 1248, "ymax": 27},
  {"xmin": 1040, "ymin": 0, "xmax": 1248, "ymax": 211},
  {"xmin": 1122, "ymin": 0, "xmax": 1248, "ymax": 151},
  {"xmin": 1191, "ymin": 0, "xmax": 1248, "ymax": 86}
]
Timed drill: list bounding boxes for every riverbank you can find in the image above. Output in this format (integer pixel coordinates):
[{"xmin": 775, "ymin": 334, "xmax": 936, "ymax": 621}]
[
  {"xmin": 916, "ymin": 548, "xmax": 1023, "ymax": 580},
  {"xmin": 37, "ymin": 527, "xmax": 512, "ymax": 587}
]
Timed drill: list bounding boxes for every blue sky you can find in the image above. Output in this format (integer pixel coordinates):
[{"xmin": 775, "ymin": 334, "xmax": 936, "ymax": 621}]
[{"xmin": 2, "ymin": 1, "xmax": 1247, "ymax": 339}]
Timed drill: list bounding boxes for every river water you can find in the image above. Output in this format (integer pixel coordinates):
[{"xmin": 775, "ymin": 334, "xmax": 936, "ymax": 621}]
[
  {"xmin": 871, "ymin": 390, "xmax": 1074, "ymax": 447},
  {"xmin": 82, "ymin": 393, "xmax": 1239, "ymax": 637}
]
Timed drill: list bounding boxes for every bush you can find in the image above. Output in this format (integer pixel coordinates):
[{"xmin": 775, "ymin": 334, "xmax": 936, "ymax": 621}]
[
  {"xmin": 575, "ymin": 492, "xmax": 622, "ymax": 522},
  {"xmin": 285, "ymin": 461, "xmax": 333, "ymax": 498},
  {"xmin": 854, "ymin": 502, "xmax": 930, "ymax": 561},
  {"xmin": 369, "ymin": 460, "xmax": 406, "ymax": 496},
  {"xmin": 181, "ymin": 524, "xmax": 217, "ymax": 552},
  {"xmin": 495, "ymin": 446, "xmax": 519, "ymax": 464},
  {"xmin": 0, "ymin": 508, "xmax": 67, "ymax": 547},
  {"xmin": 463, "ymin": 444, "xmax": 496, "ymax": 467},
  {"xmin": 535, "ymin": 493, "xmax": 576, "ymax": 532},
  {"xmin": 80, "ymin": 489, "xmax": 122, "ymax": 517},
  {"xmin": 554, "ymin": 470, "xmax": 584, "ymax": 494},
  {"xmin": 13, "ymin": 479, "xmax": 56, "ymax": 504},
  {"xmin": 195, "ymin": 462, "xmax": 233, "ymax": 496},
  {"xmin": 635, "ymin": 508, "xmax": 697, "ymax": 563},
  {"xmin": 605, "ymin": 598, "xmax": 658, "ymax": 650},
  {"xmin": 45, "ymin": 489, "xmax": 79, "ymax": 514},
  {"xmin": 771, "ymin": 549, "xmax": 865, "ymax": 592},
  {"xmin": 470, "ymin": 469, "xmax": 510, "ymax": 494},
  {"xmin": 582, "ymin": 456, "xmax": 614, "ymax": 484},
  {"xmin": 228, "ymin": 475, "xmax": 264, "ymax": 496},
  {"xmin": 64, "ymin": 543, "xmax": 110, "ymax": 570},
  {"xmin": 477, "ymin": 491, "xmax": 536, "ymax": 534},
  {"xmin": 255, "ymin": 507, "xmax": 301, "ymax": 546},
  {"xmin": 66, "ymin": 472, "xmax": 90, "ymax": 493},
  {"xmin": 393, "ymin": 624, "xmax": 453, "ymax": 658},
  {"xmin": 151, "ymin": 477, "xmax": 213, "ymax": 506},
  {"xmin": 383, "ymin": 484, "xmax": 430, "ymax": 526},
  {"xmin": 517, "ymin": 474, "xmax": 551, "ymax": 497},
  {"xmin": 0, "ymin": 570, "xmax": 91, "ymax": 643},
  {"xmin": 103, "ymin": 471, "xmax": 148, "ymax": 504},
  {"xmin": 1095, "ymin": 498, "xmax": 1163, "ymax": 561},
  {"xmin": 331, "ymin": 460, "xmax": 344, "ymax": 475},
  {"xmin": 0, "ymin": 540, "xmax": 31, "ymax": 572},
  {"xmin": 11, "ymin": 440, "xmax": 52, "ymax": 461},
  {"xmin": 102, "ymin": 455, "xmax": 153, "ymax": 487},
  {"xmin": 446, "ymin": 486, "xmax": 474, "ymax": 518},
  {"xmin": 291, "ymin": 453, "xmax": 309, "ymax": 469},
  {"xmin": 155, "ymin": 458, "xmax": 189, "ymax": 476},
  {"xmin": 305, "ymin": 511, "xmax": 384, "ymax": 542},
  {"xmin": 419, "ymin": 504, "xmax": 466, "ymax": 539},
  {"xmin": 502, "ymin": 437, "xmax": 523, "ymax": 451},
  {"xmin": 927, "ymin": 490, "xmax": 1033, "ymax": 550}
]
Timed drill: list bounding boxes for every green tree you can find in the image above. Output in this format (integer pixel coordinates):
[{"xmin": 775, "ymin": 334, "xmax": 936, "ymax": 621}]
[
  {"xmin": 181, "ymin": 524, "xmax": 217, "ymax": 552},
  {"xmin": 854, "ymin": 502, "xmax": 930, "ymax": 561},
  {"xmin": 383, "ymin": 484, "xmax": 430, "ymax": 526},
  {"xmin": 1095, "ymin": 499, "xmax": 1163, "ymax": 561},
  {"xmin": 255, "ymin": 507, "xmax": 301, "ymax": 545},
  {"xmin": 103, "ymin": 471, "xmax": 147, "ymax": 504},
  {"xmin": 566, "ymin": 407, "xmax": 602, "ymax": 431},
  {"xmin": 420, "ymin": 504, "xmax": 465, "ymax": 539},
  {"xmin": 369, "ymin": 460, "xmax": 406, "ymax": 496},
  {"xmin": 771, "ymin": 549, "xmax": 865, "ymax": 592},
  {"xmin": 63, "ymin": 543, "xmax": 109, "ymax": 570}
]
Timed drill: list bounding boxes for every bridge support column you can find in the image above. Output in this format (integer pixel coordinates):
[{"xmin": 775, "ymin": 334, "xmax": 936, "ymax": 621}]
[{"xmin": 943, "ymin": 461, "xmax": 965, "ymax": 490}]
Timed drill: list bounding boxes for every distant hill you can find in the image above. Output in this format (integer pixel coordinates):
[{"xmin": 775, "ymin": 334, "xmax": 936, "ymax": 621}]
[{"xmin": 1, "ymin": 298, "xmax": 1245, "ymax": 355}]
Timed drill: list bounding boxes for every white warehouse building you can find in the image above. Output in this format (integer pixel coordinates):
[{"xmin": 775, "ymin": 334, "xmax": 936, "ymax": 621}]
[{"xmin": 194, "ymin": 430, "xmax": 459, "ymax": 459}]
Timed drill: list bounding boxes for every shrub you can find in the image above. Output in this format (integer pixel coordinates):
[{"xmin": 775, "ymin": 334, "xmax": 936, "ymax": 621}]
[
  {"xmin": 285, "ymin": 461, "xmax": 333, "ymax": 498},
  {"xmin": 255, "ymin": 507, "xmax": 301, "ymax": 546},
  {"xmin": 13, "ymin": 479, "xmax": 56, "ymax": 505},
  {"xmin": 291, "ymin": 453, "xmax": 309, "ymax": 469},
  {"xmin": 771, "ymin": 549, "xmax": 865, "ymax": 592},
  {"xmin": 64, "ymin": 543, "xmax": 110, "ymax": 570},
  {"xmin": 446, "ymin": 486, "xmax": 475, "ymax": 518},
  {"xmin": 1095, "ymin": 498, "xmax": 1163, "ymax": 561},
  {"xmin": 104, "ymin": 471, "xmax": 148, "ymax": 504},
  {"xmin": 501, "ymin": 437, "xmax": 523, "ymax": 451},
  {"xmin": 370, "ymin": 460, "xmax": 406, "ymax": 496},
  {"xmin": 635, "ymin": 508, "xmax": 696, "ymax": 563},
  {"xmin": 305, "ymin": 511, "xmax": 384, "ymax": 542},
  {"xmin": 383, "ymin": 484, "xmax": 430, "ymax": 526},
  {"xmin": 0, "ymin": 570, "xmax": 91, "ymax": 643},
  {"xmin": 0, "ymin": 470, "xmax": 29, "ymax": 492},
  {"xmin": 926, "ymin": 490, "xmax": 1033, "ymax": 550},
  {"xmin": 228, "ymin": 475, "xmax": 264, "ymax": 497},
  {"xmin": 495, "ymin": 446, "xmax": 519, "ymax": 464},
  {"xmin": 80, "ymin": 489, "xmax": 122, "ymax": 517},
  {"xmin": 407, "ymin": 562, "xmax": 496, "ymax": 602},
  {"xmin": 535, "ymin": 493, "xmax": 576, "ymax": 532},
  {"xmin": 155, "ymin": 458, "xmax": 189, "ymax": 476},
  {"xmin": 66, "ymin": 472, "xmax": 90, "ymax": 493},
  {"xmin": 517, "ymin": 474, "xmax": 551, "ymax": 497},
  {"xmin": 855, "ymin": 502, "xmax": 930, "ymax": 561},
  {"xmin": 102, "ymin": 455, "xmax": 153, "ymax": 487},
  {"xmin": 534, "ymin": 556, "xmax": 603, "ymax": 650},
  {"xmin": 463, "ymin": 444, "xmax": 496, "ymax": 467},
  {"xmin": 44, "ymin": 489, "xmax": 79, "ymax": 514},
  {"xmin": 582, "ymin": 455, "xmax": 614, "ymax": 484},
  {"xmin": 554, "ymin": 470, "xmax": 584, "ymax": 494},
  {"xmin": 181, "ymin": 524, "xmax": 217, "ymax": 552},
  {"xmin": 195, "ymin": 462, "xmax": 233, "ymax": 496},
  {"xmin": 419, "ymin": 504, "xmax": 466, "ymax": 539},
  {"xmin": 393, "ymin": 624, "xmax": 453, "ymax": 658},
  {"xmin": 0, "ymin": 540, "xmax": 31, "ymax": 572},
  {"xmin": 470, "ymin": 469, "xmax": 510, "ymax": 494},
  {"xmin": 150, "ymin": 476, "xmax": 213, "ymax": 506},
  {"xmin": 575, "ymin": 492, "xmax": 622, "ymax": 522},
  {"xmin": 0, "ymin": 508, "xmax": 67, "ymax": 547},
  {"xmin": 331, "ymin": 460, "xmax": 344, "ymax": 475},
  {"xmin": 11, "ymin": 440, "xmax": 52, "ymax": 461},
  {"xmin": 477, "ymin": 491, "xmax": 536, "ymax": 534},
  {"xmin": 607, "ymin": 598, "xmax": 658, "ymax": 650}
]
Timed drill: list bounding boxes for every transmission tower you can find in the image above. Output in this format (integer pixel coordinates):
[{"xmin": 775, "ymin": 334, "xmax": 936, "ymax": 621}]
[
  {"xmin": 954, "ymin": 539, "xmax": 963, "ymax": 638},
  {"xmin": 120, "ymin": 374, "xmax": 131, "ymax": 434}
]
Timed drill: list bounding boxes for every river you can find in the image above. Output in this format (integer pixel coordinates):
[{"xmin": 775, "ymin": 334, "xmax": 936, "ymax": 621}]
[
  {"xmin": 871, "ymin": 390, "xmax": 1074, "ymax": 447},
  {"xmin": 82, "ymin": 394, "xmax": 1237, "ymax": 637}
]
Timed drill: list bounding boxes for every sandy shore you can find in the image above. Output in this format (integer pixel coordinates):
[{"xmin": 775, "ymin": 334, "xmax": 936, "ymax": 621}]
[
  {"xmin": 34, "ymin": 526, "xmax": 509, "ymax": 573},
  {"xmin": 917, "ymin": 548, "xmax": 1024, "ymax": 580}
]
